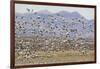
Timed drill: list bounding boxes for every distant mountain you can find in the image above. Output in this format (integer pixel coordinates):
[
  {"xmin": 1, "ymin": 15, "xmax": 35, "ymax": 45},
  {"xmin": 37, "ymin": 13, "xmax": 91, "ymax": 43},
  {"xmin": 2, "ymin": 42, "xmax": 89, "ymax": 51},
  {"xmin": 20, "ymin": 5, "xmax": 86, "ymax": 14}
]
[
  {"xmin": 55, "ymin": 11, "xmax": 82, "ymax": 18},
  {"xmin": 36, "ymin": 10, "xmax": 52, "ymax": 14},
  {"xmin": 71, "ymin": 12, "xmax": 82, "ymax": 18}
]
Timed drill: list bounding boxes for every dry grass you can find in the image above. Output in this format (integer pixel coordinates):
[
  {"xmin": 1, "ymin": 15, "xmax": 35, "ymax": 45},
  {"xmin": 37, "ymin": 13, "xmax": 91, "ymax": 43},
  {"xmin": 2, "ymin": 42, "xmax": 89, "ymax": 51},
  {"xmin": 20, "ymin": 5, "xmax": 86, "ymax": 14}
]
[{"xmin": 15, "ymin": 50, "xmax": 95, "ymax": 66}]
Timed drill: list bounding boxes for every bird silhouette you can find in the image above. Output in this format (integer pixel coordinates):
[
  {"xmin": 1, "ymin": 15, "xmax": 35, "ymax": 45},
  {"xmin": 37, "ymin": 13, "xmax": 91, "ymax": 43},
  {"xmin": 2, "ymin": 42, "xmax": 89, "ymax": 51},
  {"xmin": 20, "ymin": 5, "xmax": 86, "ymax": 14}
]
[{"xmin": 26, "ymin": 8, "xmax": 30, "ymax": 12}]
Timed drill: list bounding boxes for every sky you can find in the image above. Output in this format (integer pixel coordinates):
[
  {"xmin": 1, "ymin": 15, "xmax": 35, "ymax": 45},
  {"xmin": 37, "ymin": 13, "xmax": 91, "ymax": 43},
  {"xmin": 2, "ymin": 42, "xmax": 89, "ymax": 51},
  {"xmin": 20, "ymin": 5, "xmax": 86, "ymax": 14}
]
[{"xmin": 15, "ymin": 4, "xmax": 95, "ymax": 20}]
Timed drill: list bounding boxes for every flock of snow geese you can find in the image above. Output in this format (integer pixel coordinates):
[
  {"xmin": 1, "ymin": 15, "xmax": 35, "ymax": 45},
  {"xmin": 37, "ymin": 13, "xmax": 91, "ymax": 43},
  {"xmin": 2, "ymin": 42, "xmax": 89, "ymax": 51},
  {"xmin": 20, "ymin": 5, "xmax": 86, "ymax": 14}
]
[{"xmin": 15, "ymin": 8, "xmax": 94, "ymax": 60}]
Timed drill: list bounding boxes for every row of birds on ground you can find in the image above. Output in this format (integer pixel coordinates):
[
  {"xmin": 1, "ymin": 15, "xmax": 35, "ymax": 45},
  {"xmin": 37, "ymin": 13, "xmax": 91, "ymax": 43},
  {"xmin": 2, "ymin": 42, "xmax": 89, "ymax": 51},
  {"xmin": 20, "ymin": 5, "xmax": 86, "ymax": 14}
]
[{"xmin": 15, "ymin": 37, "xmax": 92, "ymax": 60}]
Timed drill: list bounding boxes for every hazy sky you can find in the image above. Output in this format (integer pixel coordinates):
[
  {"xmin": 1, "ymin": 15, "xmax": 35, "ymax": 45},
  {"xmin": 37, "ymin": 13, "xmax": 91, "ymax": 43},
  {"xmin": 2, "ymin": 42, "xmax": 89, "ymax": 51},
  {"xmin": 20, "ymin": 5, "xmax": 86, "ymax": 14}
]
[{"xmin": 15, "ymin": 4, "xmax": 95, "ymax": 20}]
